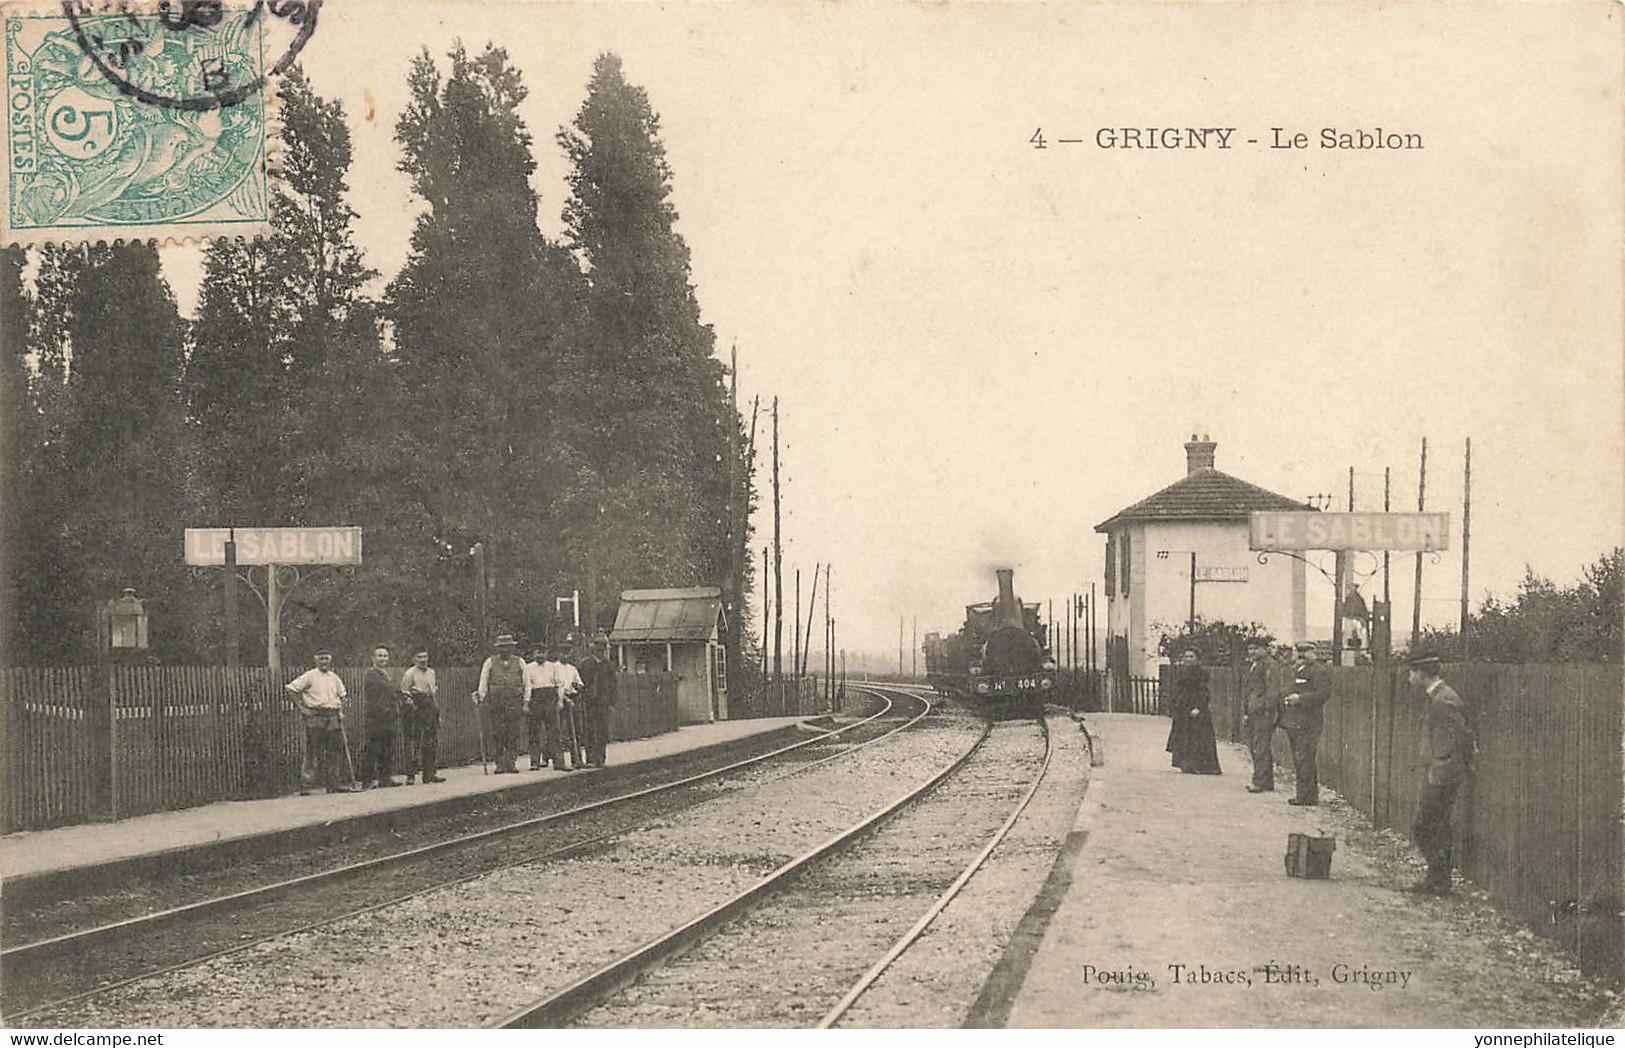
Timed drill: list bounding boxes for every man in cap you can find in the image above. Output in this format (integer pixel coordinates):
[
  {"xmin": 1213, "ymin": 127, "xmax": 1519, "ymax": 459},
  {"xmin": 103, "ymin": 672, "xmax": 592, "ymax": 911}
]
[
  {"xmin": 474, "ymin": 634, "xmax": 530, "ymax": 774},
  {"xmin": 1404, "ymin": 654, "xmax": 1475, "ymax": 894},
  {"xmin": 1279, "ymin": 640, "xmax": 1334, "ymax": 805},
  {"xmin": 285, "ymin": 649, "xmax": 359, "ymax": 794},
  {"xmin": 359, "ymin": 645, "xmax": 403, "ymax": 788},
  {"xmin": 1241, "ymin": 638, "xmax": 1278, "ymax": 792},
  {"xmin": 576, "ymin": 630, "xmax": 618, "ymax": 768},
  {"xmin": 399, "ymin": 648, "xmax": 445, "ymax": 784}
]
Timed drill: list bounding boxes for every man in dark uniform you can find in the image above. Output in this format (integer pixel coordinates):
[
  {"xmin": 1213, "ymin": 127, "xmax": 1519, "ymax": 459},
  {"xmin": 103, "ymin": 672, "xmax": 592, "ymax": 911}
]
[
  {"xmin": 1241, "ymin": 638, "xmax": 1278, "ymax": 792},
  {"xmin": 360, "ymin": 645, "xmax": 402, "ymax": 788},
  {"xmin": 1405, "ymin": 654, "xmax": 1475, "ymax": 894},
  {"xmin": 1279, "ymin": 640, "xmax": 1333, "ymax": 805},
  {"xmin": 576, "ymin": 630, "xmax": 617, "ymax": 768},
  {"xmin": 476, "ymin": 634, "xmax": 529, "ymax": 774}
]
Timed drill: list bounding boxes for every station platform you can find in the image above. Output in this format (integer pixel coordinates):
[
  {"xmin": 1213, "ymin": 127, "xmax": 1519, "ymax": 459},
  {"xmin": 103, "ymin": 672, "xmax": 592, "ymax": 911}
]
[
  {"xmin": 1005, "ymin": 713, "xmax": 1608, "ymax": 1028},
  {"xmin": 0, "ymin": 717, "xmax": 807, "ymax": 890}
]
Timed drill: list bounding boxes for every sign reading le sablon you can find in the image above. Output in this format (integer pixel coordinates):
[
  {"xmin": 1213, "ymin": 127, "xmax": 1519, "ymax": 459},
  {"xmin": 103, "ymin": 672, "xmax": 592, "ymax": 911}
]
[
  {"xmin": 1249, "ymin": 512, "xmax": 1451, "ymax": 552},
  {"xmin": 184, "ymin": 527, "xmax": 363, "ymax": 566}
]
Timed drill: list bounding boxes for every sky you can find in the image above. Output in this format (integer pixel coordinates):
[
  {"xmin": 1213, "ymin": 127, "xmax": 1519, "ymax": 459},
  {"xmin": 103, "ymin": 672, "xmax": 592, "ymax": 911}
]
[{"xmin": 158, "ymin": 1, "xmax": 1623, "ymax": 668}]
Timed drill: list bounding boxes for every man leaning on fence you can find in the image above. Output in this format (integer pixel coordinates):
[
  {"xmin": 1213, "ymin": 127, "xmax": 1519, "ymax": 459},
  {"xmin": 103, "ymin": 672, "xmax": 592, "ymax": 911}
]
[
  {"xmin": 1405, "ymin": 654, "xmax": 1475, "ymax": 895},
  {"xmin": 285, "ymin": 649, "xmax": 359, "ymax": 794}
]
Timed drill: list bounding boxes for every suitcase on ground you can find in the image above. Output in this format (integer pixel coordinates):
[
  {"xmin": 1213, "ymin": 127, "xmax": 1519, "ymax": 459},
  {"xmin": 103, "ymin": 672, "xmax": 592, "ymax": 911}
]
[{"xmin": 1285, "ymin": 832, "xmax": 1336, "ymax": 878}]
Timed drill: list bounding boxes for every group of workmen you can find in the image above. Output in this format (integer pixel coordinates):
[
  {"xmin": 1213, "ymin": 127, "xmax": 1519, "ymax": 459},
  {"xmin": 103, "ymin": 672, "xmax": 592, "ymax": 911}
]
[
  {"xmin": 473, "ymin": 632, "xmax": 616, "ymax": 775},
  {"xmin": 283, "ymin": 630, "xmax": 617, "ymax": 794},
  {"xmin": 1163, "ymin": 638, "xmax": 1476, "ymax": 895}
]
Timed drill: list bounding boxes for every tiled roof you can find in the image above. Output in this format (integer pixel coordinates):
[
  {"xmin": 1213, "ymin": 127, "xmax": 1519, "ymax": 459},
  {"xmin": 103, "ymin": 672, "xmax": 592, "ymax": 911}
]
[
  {"xmin": 1094, "ymin": 469, "xmax": 1310, "ymax": 532},
  {"xmin": 611, "ymin": 587, "xmax": 725, "ymax": 643}
]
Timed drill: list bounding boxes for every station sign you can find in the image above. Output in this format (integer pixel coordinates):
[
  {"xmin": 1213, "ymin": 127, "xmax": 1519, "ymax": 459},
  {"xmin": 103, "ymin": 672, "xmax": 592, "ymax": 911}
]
[
  {"xmin": 1249, "ymin": 512, "xmax": 1450, "ymax": 552},
  {"xmin": 184, "ymin": 527, "xmax": 363, "ymax": 566},
  {"xmin": 1195, "ymin": 566, "xmax": 1249, "ymax": 583}
]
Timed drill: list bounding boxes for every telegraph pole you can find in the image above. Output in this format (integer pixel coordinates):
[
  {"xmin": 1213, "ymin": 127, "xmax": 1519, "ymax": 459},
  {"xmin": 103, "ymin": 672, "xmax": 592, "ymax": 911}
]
[
  {"xmin": 1413, "ymin": 437, "xmax": 1428, "ymax": 645},
  {"xmin": 1383, "ymin": 466, "xmax": 1392, "ymax": 604},
  {"xmin": 761, "ymin": 546, "xmax": 769, "ymax": 678},
  {"xmin": 1461, "ymin": 437, "xmax": 1472, "ymax": 660},
  {"xmin": 772, "ymin": 398, "xmax": 782, "ymax": 683},
  {"xmin": 911, "ymin": 616, "xmax": 917, "ymax": 679},
  {"xmin": 793, "ymin": 568, "xmax": 801, "ymax": 680},
  {"xmin": 223, "ymin": 529, "xmax": 239, "ymax": 668}
]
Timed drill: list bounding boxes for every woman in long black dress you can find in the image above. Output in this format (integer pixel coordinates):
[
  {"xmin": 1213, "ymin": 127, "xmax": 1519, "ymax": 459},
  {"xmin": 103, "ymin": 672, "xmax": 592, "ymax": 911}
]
[{"xmin": 1166, "ymin": 646, "xmax": 1222, "ymax": 774}]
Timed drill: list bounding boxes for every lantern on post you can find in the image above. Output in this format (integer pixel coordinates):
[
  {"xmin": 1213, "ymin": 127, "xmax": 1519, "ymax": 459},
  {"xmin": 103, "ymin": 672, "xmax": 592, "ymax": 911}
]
[{"xmin": 97, "ymin": 587, "xmax": 149, "ymax": 659}]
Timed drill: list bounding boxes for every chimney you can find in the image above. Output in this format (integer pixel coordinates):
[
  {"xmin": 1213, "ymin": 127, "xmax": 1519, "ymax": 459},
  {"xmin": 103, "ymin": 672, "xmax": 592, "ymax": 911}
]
[
  {"xmin": 1185, "ymin": 433, "xmax": 1216, "ymax": 475},
  {"xmin": 993, "ymin": 568, "xmax": 1024, "ymax": 629}
]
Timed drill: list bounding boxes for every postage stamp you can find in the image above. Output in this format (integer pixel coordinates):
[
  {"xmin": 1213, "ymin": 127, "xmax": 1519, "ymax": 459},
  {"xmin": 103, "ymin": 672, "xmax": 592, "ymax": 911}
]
[{"xmin": 0, "ymin": 3, "xmax": 318, "ymax": 243}]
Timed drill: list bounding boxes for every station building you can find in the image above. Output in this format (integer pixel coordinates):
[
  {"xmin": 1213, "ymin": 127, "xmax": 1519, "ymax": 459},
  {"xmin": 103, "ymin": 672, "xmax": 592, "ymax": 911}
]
[
  {"xmin": 609, "ymin": 586, "xmax": 730, "ymax": 724},
  {"xmin": 1095, "ymin": 436, "xmax": 1311, "ymax": 680}
]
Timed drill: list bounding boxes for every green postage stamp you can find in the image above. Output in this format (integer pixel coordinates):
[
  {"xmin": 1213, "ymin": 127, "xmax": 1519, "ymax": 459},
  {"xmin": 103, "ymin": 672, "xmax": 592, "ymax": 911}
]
[{"xmin": 2, "ymin": 5, "xmax": 280, "ymax": 243}]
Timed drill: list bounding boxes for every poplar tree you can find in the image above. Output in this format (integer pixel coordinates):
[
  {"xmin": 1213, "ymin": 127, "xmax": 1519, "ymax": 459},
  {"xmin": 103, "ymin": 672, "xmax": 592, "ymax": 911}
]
[
  {"xmin": 387, "ymin": 43, "xmax": 586, "ymax": 654},
  {"xmin": 185, "ymin": 67, "xmax": 389, "ymax": 661},
  {"xmin": 557, "ymin": 53, "xmax": 737, "ymax": 604},
  {"xmin": 22, "ymin": 244, "xmax": 191, "ymax": 660}
]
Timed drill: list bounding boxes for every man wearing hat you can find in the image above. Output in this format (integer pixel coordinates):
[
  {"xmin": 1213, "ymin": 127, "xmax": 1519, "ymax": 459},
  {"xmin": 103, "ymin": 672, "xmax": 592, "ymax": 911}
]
[
  {"xmin": 285, "ymin": 649, "xmax": 359, "ymax": 794},
  {"xmin": 1405, "ymin": 654, "xmax": 1475, "ymax": 894},
  {"xmin": 1279, "ymin": 640, "xmax": 1333, "ymax": 805},
  {"xmin": 1241, "ymin": 638, "xmax": 1279, "ymax": 793},
  {"xmin": 475, "ymin": 634, "xmax": 530, "ymax": 774},
  {"xmin": 576, "ymin": 630, "xmax": 618, "ymax": 768}
]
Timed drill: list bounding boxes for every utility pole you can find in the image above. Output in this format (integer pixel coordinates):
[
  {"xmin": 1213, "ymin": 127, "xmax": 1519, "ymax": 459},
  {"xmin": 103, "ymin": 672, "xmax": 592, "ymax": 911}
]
[
  {"xmin": 794, "ymin": 568, "xmax": 801, "ymax": 680},
  {"xmin": 1461, "ymin": 437, "xmax": 1472, "ymax": 660},
  {"xmin": 1413, "ymin": 437, "xmax": 1428, "ymax": 646},
  {"xmin": 223, "ymin": 528, "xmax": 239, "ymax": 668},
  {"xmin": 911, "ymin": 616, "xmax": 917, "ymax": 679},
  {"xmin": 825, "ymin": 565, "xmax": 833, "ymax": 705},
  {"xmin": 799, "ymin": 564, "xmax": 820, "ymax": 678},
  {"xmin": 726, "ymin": 344, "xmax": 739, "ymax": 685},
  {"xmin": 1187, "ymin": 553, "xmax": 1197, "ymax": 636},
  {"xmin": 772, "ymin": 397, "xmax": 782, "ymax": 684},
  {"xmin": 1383, "ymin": 466, "xmax": 1392, "ymax": 604},
  {"xmin": 761, "ymin": 546, "xmax": 769, "ymax": 678}
]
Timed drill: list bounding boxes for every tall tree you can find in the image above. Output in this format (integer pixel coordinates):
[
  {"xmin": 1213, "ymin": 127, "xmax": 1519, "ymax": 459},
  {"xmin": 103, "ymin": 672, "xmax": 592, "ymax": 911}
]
[
  {"xmin": 19, "ymin": 243, "xmax": 191, "ymax": 661},
  {"xmin": 387, "ymin": 43, "xmax": 586, "ymax": 655},
  {"xmin": 557, "ymin": 53, "xmax": 738, "ymax": 601},
  {"xmin": 185, "ymin": 66, "xmax": 389, "ymax": 663}
]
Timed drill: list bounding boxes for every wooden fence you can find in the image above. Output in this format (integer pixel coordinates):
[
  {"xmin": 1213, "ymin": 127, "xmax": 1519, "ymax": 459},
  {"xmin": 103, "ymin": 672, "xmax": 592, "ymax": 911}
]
[
  {"xmin": 1207, "ymin": 661, "xmax": 1623, "ymax": 985},
  {"xmin": 1097, "ymin": 673, "xmax": 1162, "ymax": 715},
  {"xmin": 728, "ymin": 677, "xmax": 826, "ymax": 719},
  {"xmin": 1, "ymin": 665, "xmax": 679, "ymax": 833}
]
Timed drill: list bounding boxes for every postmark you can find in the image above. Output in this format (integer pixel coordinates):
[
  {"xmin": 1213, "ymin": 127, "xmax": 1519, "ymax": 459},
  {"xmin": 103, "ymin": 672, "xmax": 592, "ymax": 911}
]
[{"xmin": 0, "ymin": 3, "xmax": 317, "ymax": 243}]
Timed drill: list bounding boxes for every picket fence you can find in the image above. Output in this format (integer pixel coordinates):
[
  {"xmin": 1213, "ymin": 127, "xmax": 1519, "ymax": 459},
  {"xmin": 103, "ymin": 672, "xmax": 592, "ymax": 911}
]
[{"xmin": 0, "ymin": 665, "xmax": 679, "ymax": 833}]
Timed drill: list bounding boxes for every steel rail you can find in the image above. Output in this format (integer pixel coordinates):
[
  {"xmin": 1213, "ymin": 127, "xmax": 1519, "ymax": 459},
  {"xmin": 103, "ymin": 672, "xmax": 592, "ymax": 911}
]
[
  {"xmin": 494, "ymin": 693, "xmax": 988, "ymax": 1030},
  {"xmin": 6, "ymin": 688, "xmax": 924, "ymax": 1021},
  {"xmin": 815, "ymin": 714, "xmax": 1054, "ymax": 1028}
]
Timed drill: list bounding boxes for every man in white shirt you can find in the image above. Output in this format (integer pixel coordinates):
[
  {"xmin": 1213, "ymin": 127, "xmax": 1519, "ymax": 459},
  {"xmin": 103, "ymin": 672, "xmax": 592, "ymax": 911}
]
[
  {"xmin": 285, "ymin": 649, "xmax": 358, "ymax": 794},
  {"xmin": 524, "ymin": 646, "xmax": 557, "ymax": 771}
]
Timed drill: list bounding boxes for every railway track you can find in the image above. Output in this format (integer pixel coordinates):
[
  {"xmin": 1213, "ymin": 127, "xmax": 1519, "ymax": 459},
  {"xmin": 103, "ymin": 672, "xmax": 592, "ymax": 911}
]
[
  {"xmin": 496, "ymin": 711, "xmax": 1054, "ymax": 1029},
  {"xmin": 4, "ymin": 687, "xmax": 931, "ymax": 1022}
]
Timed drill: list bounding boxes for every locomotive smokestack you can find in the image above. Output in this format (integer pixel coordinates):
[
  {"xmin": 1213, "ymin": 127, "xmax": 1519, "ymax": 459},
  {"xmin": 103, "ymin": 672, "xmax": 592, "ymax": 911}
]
[{"xmin": 994, "ymin": 568, "xmax": 1024, "ymax": 629}]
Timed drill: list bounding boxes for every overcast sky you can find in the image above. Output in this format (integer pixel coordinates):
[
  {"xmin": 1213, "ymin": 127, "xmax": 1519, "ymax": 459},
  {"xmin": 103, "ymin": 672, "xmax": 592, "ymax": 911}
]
[{"xmin": 161, "ymin": 1, "xmax": 1623, "ymax": 664}]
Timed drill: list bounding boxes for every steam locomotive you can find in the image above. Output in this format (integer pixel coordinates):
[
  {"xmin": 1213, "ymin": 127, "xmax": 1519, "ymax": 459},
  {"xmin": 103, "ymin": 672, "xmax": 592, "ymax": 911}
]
[{"xmin": 923, "ymin": 568, "xmax": 1055, "ymax": 717}]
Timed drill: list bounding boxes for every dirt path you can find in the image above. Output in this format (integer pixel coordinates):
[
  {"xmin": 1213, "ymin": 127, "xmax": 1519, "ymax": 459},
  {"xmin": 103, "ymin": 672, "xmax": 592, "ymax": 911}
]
[{"xmin": 1007, "ymin": 714, "xmax": 1615, "ymax": 1028}]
